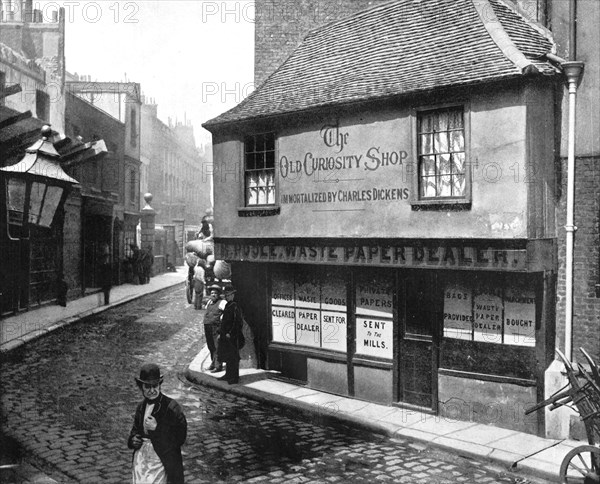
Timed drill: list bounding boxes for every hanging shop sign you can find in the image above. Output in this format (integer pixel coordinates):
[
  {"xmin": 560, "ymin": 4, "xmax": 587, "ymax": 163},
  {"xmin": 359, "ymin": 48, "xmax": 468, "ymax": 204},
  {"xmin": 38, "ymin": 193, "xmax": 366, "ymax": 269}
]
[{"xmin": 217, "ymin": 242, "xmax": 528, "ymax": 272}]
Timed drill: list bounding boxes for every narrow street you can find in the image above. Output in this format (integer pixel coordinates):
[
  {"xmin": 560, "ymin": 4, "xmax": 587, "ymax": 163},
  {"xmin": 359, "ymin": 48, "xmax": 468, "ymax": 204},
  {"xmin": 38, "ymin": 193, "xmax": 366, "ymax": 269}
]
[{"xmin": 1, "ymin": 286, "xmax": 541, "ymax": 483}]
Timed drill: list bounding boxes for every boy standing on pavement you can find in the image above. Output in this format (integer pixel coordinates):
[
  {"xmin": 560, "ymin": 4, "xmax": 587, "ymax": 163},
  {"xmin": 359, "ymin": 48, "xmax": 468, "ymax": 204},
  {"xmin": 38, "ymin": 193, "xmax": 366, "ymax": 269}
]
[{"xmin": 204, "ymin": 284, "xmax": 225, "ymax": 372}]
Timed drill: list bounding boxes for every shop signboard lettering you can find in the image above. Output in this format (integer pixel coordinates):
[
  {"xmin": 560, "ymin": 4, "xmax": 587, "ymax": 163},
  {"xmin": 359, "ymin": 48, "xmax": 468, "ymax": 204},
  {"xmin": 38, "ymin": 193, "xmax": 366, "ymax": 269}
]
[
  {"xmin": 443, "ymin": 284, "xmax": 472, "ymax": 340},
  {"xmin": 356, "ymin": 280, "xmax": 393, "ymax": 319},
  {"xmin": 217, "ymin": 242, "xmax": 528, "ymax": 272}
]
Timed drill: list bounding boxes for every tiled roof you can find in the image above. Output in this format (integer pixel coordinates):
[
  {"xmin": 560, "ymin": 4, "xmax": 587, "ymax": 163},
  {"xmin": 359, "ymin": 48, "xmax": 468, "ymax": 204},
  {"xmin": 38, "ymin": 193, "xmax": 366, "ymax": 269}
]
[{"xmin": 204, "ymin": 0, "xmax": 557, "ymax": 128}]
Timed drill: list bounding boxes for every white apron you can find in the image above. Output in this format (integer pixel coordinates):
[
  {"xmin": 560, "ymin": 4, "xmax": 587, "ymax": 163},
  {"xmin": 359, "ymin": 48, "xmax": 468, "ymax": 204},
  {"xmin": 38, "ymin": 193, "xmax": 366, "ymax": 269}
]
[{"xmin": 132, "ymin": 403, "xmax": 166, "ymax": 484}]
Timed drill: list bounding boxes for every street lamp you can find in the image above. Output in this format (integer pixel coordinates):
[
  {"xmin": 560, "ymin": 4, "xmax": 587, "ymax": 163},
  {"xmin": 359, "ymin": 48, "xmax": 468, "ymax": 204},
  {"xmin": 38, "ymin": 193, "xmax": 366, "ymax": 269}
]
[{"xmin": 1, "ymin": 125, "xmax": 79, "ymax": 237}]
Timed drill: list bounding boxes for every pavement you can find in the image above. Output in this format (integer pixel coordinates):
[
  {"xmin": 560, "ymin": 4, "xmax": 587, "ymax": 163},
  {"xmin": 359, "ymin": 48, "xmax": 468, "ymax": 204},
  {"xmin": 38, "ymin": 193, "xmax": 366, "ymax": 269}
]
[{"xmin": 0, "ymin": 265, "xmax": 585, "ymax": 483}]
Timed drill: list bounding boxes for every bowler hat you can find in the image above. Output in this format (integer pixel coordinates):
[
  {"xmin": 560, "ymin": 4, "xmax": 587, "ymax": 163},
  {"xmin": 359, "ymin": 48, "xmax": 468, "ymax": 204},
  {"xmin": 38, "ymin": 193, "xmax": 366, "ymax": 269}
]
[
  {"xmin": 207, "ymin": 284, "xmax": 222, "ymax": 293},
  {"xmin": 222, "ymin": 284, "xmax": 236, "ymax": 296},
  {"xmin": 135, "ymin": 363, "xmax": 164, "ymax": 385}
]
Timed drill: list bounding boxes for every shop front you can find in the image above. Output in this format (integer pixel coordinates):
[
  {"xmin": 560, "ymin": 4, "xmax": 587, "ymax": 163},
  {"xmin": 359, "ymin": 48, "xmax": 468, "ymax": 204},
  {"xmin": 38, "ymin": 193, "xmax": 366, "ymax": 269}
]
[{"xmin": 218, "ymin": 239, "xmax": 554, "ymax": 434}]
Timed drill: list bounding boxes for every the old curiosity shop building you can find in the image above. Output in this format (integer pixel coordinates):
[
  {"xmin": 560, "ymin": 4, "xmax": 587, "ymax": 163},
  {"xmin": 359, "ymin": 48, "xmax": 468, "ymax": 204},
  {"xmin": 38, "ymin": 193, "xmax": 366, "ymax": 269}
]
[{"xmin": 204, "ymin": 0, "xmax": 582, "ymax": 436}]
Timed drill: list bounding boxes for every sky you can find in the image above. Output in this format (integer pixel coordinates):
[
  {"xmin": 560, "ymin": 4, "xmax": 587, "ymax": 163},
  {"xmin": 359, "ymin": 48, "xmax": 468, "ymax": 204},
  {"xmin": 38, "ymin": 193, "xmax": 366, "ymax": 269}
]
[{"xmin": 38, "ymin": 0, "xmax": 256, "ymax": 146}]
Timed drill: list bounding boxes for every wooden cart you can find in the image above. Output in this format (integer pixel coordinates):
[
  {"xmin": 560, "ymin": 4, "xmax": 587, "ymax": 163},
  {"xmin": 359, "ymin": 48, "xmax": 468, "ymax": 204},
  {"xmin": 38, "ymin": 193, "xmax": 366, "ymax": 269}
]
[{"xmin": 525, "ymin": 348, "xmax": 600, "ymax": 483}]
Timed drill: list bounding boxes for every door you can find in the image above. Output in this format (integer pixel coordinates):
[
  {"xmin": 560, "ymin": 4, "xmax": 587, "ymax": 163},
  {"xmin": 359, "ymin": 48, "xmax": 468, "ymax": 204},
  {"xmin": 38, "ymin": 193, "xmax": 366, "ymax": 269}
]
[{"xmin": 399, "ymin": 271, "xmax": 440, "ymax": 410}]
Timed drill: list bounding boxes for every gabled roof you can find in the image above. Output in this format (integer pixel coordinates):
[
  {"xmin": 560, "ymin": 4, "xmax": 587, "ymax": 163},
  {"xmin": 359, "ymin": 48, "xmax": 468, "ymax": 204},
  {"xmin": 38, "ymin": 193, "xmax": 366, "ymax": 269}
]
[{"xmin": 204, "ymin": 0, "xmax": 557, "ymax": 129}]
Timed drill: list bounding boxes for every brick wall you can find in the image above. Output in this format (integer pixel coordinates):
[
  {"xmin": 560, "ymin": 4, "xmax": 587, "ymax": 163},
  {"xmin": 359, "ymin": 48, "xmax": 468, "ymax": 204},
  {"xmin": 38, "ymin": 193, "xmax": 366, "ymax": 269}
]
[
  {"xmin": 254, "ymin": 0, "xmax": 388, "ymax": 86},
  {"xmin": 555, "ymin": 156, "xmax": 600, "ymax": 362}
]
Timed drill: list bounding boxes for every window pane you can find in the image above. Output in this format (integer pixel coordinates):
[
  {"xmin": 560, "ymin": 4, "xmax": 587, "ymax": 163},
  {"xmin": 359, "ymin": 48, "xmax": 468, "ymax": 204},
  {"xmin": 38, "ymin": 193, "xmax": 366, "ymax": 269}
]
[
  {"xmin": 267, "ymin": 171, "xmax": 275, "ymax": 187},
  {"xmin": 419, "ymin": 113, "xmax": 434, "ymax": 133},
  {"xmin": 453, "ymin": 174, "xmax": 466, "ymax": 196},
  {"xmin": 7, "ymin": 178, "xmax": 26, "ymax": 225},
  {"xmin": 39, "ymin": 185, "xmax": 63, "ymax": 227},
  {"xmin": 266, "ymin": 186, "xmax": 275, "ymax": 204},
  {"xmin": 448, "ymin": 109, "xmax": 463, "ymax": 129},
  {"xmin": 439, "ymin": 175, "xmax": 452, "ymax": 196},
  {"xmin": 247, "ymin": 187, "xmax": 258, "ymax": 205},
  {"xmin": 246, "ymin": 153, "xmax": 256, "ymax": 170},
  {"xmin": 265, "ymin": 133, "xmax": 275, "ymax": 151},
  {"xmin": 258, "ymin": 187, "xmax": 267, "ymax": 205},
  {"xmin": 245, "ymin": 136, "xmax": 255, "ymax": 153},
  {"xmin": 420, "ymin": 133, "xmax": 433, "ymax": 154},
  {"xmin": 438, "ymin": 154, "xmax": 451, "ymax": 175},
  {"xmin": 434, "ymin": 130, "xmax": 448, "ymax": 153},
  {"xmin": 420, "ymin": 155, "xmax": 435, "ymax": 176},
  {"xmin": 434, "ymin": 111, "xmax": 448, "ymax": 131},
  {"xmin": 247, "ymin": 173, "xmax": 258, "ymax": 187},
  {"xmin": 29, "ymin": 182, "xmax": 46, "ymax": 224},
  {"xmin": 421, "ymin": 177, "xmax": 437, "ymax": 197},
  {"xmin": 266, "ymin": 150, "xmax": 275, "ymax": 169},
  {"xmin": 450, "ymin": 129, "xmax": 464, "ymax": 152},
  {"xmin": 452, "ymin": 152, "xmax": 465, "ymax": 174}
]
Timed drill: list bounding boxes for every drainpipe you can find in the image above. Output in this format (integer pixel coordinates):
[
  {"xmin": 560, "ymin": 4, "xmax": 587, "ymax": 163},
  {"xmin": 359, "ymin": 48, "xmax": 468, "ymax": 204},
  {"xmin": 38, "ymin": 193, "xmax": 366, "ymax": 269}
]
[{"xmin": 562, "ymin": 60, "xmax": 583, "ymax": 362}]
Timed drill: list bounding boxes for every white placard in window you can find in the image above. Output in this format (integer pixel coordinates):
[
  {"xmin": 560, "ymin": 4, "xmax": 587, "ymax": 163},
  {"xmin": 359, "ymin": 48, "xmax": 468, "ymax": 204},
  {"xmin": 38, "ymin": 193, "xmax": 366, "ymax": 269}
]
[
  {"xmin": 473, "ymin": 291, "xmax": 503, "ymax": 344},
  {"xmin": 321, "ymin": 310, "xmax": 346, "ymax": 352},
  {"xmin": 272, "ymin": 271, "xmax": 294, "ymax": 307},
  {"xmin": 356, "ymin": 317, "xmax": 393, "ymax": 359},
  {"xmin": 443, "ymin": 284, "xmax": 473, "ymax": 340},
  {"xmin": 295, "ymin": 308, "xmax": 321, "ymax": 347},
  {"xmin": 356, "ymin": 280, "xmax": 393, "ymax": 318},
  {"xmin": 271, "ymin": 305, "xmax": 296, "ymax": 344},
  {"xmin": 504, "ymin": 287, "xmax": 535, "ymax": 347}
]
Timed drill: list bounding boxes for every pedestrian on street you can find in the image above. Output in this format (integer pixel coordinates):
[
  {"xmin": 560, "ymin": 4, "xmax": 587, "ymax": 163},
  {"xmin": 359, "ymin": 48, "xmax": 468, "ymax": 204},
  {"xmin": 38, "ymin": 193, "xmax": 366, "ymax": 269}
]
[
  {"xmin": 192, "ymin": 260, "xmax": 206, "ymax": 310},
  {"xmin": 128, "ymin": 363, "xmax": 187, "ymax": 484},
  {"xmin": 204, "ymin": 284, "xmax": 226, "ymax": 372},
  {"xmin": 142, "ymin": 245, "xmax": 154, "ymax": 284},
  {"xmin": 217, "ymin": 284, "xmax": 244, "ymax": 384},
  {"xmin": 98, "ymin": 243, "xmax": 112, "ymax": 305},
  {"xmin": 129, "ymin": 244, "xmax": 143, "ymax": 285}
]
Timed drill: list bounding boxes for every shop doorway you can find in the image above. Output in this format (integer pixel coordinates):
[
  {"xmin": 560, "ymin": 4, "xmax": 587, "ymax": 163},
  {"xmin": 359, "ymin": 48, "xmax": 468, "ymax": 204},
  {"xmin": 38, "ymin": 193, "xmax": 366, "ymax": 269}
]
[{"xmin": 398, "ymin": 271, "xmax": 440, "ymax": 411}]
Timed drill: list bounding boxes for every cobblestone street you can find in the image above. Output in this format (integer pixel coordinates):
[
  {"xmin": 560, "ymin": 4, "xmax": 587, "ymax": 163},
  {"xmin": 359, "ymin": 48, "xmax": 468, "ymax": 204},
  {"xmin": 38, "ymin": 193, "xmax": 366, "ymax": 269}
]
[{"xmin": 1, "ymin": 286, "xmax": 542, "ymax": 483}]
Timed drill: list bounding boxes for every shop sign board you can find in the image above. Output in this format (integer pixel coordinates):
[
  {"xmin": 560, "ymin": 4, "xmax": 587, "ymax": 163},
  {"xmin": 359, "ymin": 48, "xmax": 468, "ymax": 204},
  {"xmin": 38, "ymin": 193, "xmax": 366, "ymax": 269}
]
[{"xmin": 217, "ymin": 242, "xmax": 528, "ymax": 272}]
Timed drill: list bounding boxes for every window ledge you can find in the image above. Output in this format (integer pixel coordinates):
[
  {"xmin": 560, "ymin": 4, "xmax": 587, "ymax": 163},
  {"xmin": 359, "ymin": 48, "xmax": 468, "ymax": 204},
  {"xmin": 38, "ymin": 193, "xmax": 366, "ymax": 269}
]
[
  {"xmin": 411, "ymin": 199, "xmax": 471, "ymax": 211},
  {"xmin": 238, "ymin": 205, "xmax": 280, "ymax": 217}
]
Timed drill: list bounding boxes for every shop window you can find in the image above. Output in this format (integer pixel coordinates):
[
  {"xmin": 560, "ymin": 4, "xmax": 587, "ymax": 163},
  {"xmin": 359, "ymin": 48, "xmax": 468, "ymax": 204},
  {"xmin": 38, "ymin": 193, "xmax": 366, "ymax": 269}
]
[
  {"xmin": 416, "ymin": 107, "xmax": 468, "ymax": 203},
  {"xmin": 244, "ymin": 133, "xmax": 276, "ymax": 206},
  {"xmin": 443, "ymin": 276, "xmax": 535, "ymax": 347},
  {"xmin": 355, "ymin": 272, "xmax": 394, "ymax": 360},
  {"xmin": 271, "ymin": 266, "xmax": 347, "ymax": 352}
]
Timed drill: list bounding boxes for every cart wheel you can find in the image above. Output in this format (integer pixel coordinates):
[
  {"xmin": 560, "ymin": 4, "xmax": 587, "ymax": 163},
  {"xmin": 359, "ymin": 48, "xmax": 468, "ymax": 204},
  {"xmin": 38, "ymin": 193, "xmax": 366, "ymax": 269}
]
[
  {"xmin": 560, "ymin": 445, "xmax": 600, "ymax": 483},
  {"xmin": 186, "ymin": 279, "xmax": 193, "ymax": 304}
]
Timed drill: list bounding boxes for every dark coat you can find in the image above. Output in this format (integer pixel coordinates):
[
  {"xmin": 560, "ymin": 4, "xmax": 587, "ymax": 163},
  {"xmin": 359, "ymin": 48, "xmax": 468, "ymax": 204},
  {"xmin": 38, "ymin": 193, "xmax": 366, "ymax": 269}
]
[
  {"xmin": 217, "ymin": 300, "xmax": 242, "ymax": 362},
  {"xmin": 128, "ymin": 393, "xmax": 187, "ymax": 484}
]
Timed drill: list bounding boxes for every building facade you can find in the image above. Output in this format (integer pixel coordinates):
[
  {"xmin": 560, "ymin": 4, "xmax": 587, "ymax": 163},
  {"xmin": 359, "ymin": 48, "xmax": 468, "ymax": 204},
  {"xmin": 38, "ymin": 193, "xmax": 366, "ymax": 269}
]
[
  {"xmin": 141, "ymin": 101, "xmax": 210, "ymax": 226},
  {"xmin": 204, "ymin": 0, "xmax": 600, "ymax": 437},
  {"xmin": 66, "ymin": 78, "xmax": 143, "ymax": 263}
]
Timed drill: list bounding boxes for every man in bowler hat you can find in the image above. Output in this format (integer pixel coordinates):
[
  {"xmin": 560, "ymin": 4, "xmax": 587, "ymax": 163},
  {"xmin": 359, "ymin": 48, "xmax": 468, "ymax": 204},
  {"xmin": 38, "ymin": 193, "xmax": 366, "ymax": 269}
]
[
  {"xmin": 128, "ymin": 363, "xmax": 187, "ymax": 483},
  {"xmin": 217, "ymin": 284, "xmax": 244, "ymax": 384}
]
